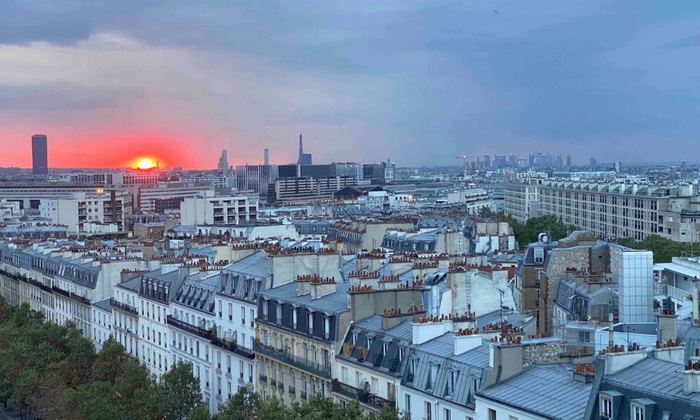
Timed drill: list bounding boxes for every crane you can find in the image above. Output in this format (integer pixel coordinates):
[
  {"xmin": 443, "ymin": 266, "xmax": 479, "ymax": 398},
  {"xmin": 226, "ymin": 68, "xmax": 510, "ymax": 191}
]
[{"xmin": 455, "ymin": 155, "xmax": 475, "ymax": 166}]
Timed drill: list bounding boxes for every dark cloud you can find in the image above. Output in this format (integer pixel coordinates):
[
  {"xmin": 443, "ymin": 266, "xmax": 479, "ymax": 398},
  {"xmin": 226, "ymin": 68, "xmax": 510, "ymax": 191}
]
[{"xmin": 1, "ymin": 0, "xmax": 700, "ymax": 166}]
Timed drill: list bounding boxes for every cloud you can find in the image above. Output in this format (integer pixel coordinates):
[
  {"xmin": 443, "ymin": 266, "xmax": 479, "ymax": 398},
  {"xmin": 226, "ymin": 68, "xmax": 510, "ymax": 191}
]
[{"xmin": 1, "ymin": 0, "xmax": 700, "ymax": 168}]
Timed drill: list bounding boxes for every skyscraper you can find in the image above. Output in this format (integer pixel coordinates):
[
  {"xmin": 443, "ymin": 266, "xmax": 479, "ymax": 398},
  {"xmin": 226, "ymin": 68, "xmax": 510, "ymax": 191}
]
[
  {"xmin": 32, "ymin": 134, "xmax": 48, "ymax": 175},
  {"xmin": 556, "ymin": 153, "xmax": 563, "ymax": 168},
  {"xmin": 218, "ymin": 150, "xmax": 229, "ymax": 175},
  {"xmin": 297, "ymin": 133, "xmax": 304, "ymax": 164},
  {"xmin": 566, "ymin": 155, "xmax": 572, "ymax": 168},
  {"xmin": 264, "ymin": 149, "xmax": 269, "ymax": 166},
  {"xmin": 590, "ymin": 157, "xmax": 597, "ymax": 169}
]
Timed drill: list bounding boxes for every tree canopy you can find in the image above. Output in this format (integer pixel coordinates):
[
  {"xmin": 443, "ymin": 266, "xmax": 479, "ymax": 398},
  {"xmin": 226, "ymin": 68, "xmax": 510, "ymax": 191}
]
[
  {"xmin": 482, "ymin": 213, "xmax": 578, "ymax": 250},
  {"xmin": 0, "ymin": 297, "xmax": 404, "ymax": 420},
  {"xmin": 617, "ymin": 234, "xmax": 700, "ymax": 263}
]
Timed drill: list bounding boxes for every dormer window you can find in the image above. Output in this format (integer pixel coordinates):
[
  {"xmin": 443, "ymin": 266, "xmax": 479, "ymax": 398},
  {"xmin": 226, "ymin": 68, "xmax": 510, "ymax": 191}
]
[
  {"xmin": 409, "ymin": 358, "xmax": 416, "ymax": 375},
  {"xmin": 382, "ymin": 342, "xmax": 389, "ymax": 356},
  {"xmin": 367, "ymin": 338, "xmax": 373, "ymax": 349},
  {"xmin": 600, "ymin": 396, "xmax": 612, "ymax": 419},
  {"xmin": 534, "ymin": 248, "xmax": 544, "ymax": 264},
  {"xmin": 399, "ymin": 347, "xmax": 405, "ymax": 362},
  {"xmin": 352, "ymin": 333, "xmax": 357, "ymax": 345},
  {"xmin": 276, "ymin": 303, "xmax": 282, "ymax": 325}
]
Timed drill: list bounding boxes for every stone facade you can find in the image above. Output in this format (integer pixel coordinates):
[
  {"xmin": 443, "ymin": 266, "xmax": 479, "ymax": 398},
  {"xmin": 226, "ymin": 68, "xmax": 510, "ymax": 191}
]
[{"xmin": 523, "ymin": 341, "xmax": 561, "ymax": 367}]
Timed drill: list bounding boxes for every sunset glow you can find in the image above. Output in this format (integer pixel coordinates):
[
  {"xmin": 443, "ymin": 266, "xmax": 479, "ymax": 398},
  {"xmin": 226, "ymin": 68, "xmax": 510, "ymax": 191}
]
[{"xmin": 137, "ymin": 158, "xmax": 155, "ymax": 170}]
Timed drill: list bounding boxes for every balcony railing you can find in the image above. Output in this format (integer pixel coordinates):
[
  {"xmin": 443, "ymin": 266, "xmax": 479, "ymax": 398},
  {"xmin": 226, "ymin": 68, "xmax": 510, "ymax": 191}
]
[
  {"xmin": 288, "ymin": 386, "xmax": 296, "ymax": 395},
  {"xmin": 253, "ymin": 342, "xmax": 331, "ymax": 378},
  {"xmin": 301, "ymin": 391, "xmax": 307, "ymax": 400},
  {"xmin": 210, "ymin": 336, "xmax": 255, "ymax": 359},
  {"xmin": 166, "ymin": 315, "xmax": 212, "ymax": 340},
  {"xmin": 331, "ymin": 380, "xmax": 395, "ymax": 410},
  {"xmin": 110, "ymin": 298, "xmax": 139, "ymax": 316},
  {"xmin": 271, "ymin": 378, "xmax": 277, "ymax": 387},
  {"xmin": 259, "ymin": 374, "xmax": 267, "ymax": 383},
  {"xmin": 52, "ymin": 285, "xmax": 71, "ymax": 298},
  {"xmin": 277, "ymin": 382, "xmax": 284, "ymax": 391}
]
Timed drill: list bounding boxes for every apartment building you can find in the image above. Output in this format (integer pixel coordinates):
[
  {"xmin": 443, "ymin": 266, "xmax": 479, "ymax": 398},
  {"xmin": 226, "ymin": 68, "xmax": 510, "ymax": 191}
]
[
  {"xmin": 40, "ymin": 190, "xmax": 133, "ymax": 233},
  {"xmin": 538, "ymin": 180, "xmax": 700, "ymax": 242},
  {"xmin": 137, "ymin": 182, "xmax": 216, "ymax": 213},
  {"xmin": 503, "ymin": 179, "xmax": 542, "ymax": 223},
  {"xmin": 180, "ymin": 195, "xmax": 258, "ymax": 226},
  {"xmin": 0, "ymin": 182, "xmax": 106, "ymax": 210},
  {"xmin": 254, "ymin": 249, "xmax": 348, "ymax": 407},
  {"xmin": 270, "ymin": 176, "xmax": 361, "ymax": 204},
  {"xmin": 327, "ymin": 218, "xmax": 415, "ymax": 253}
]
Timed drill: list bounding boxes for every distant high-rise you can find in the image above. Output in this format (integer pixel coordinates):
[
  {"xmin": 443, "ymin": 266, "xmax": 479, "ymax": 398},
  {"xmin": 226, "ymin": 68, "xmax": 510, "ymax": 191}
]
[
  {"xmin": 32, "ymin": 134, "xmax": 48, "ymax": 175},
  {"xmin": 264, "ymin": 149, "xmax": 269, "ymax": 166},
  {"xmin": 297, "ymin": 133, "xmax": 312, "ymax": 165},
  {"xmin": 589, "ymin": 157, "xmax": 597, "ymax": 169},
  {"xmin": 556, "ymin": 153, "xmax": 563, "ymax": 168},
  {"xmin": 297, "ymin": 133, "xmax": 304, "ymax": 164},
  {"xmin": 483, "ymin": 154, "xmax": 491, "ymax": 169},
  {"xmin": 218, "ymin": 150, "xmax": 229, "ymax": 176},
  {"xmin": 566, "ymin": 155, "xmax": 572, "ymax": 168}
]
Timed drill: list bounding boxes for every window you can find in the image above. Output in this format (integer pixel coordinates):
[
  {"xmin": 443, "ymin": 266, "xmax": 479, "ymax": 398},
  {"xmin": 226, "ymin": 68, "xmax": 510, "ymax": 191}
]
[
  {"xmin": 444, "ymin": 408, "xmax": 451, "ymax": 420},
  {"xmin": 228, "ymin": 303, "xmax": 232, "ymax": 321},
  {"xmin": 241, "ymin": 307, "xmax": 246, "ymax": 325},
  {"xmin": 405, "ymin": 394, "xmax": 411, "ymax": 418},
  {"xmin": 425, "ymin": 402, "xmax": 432, "ymax": 420},
  {"xmin": 250, "ymin": 309, "xmax": 254, "ymax": 327},
  {"xmin": 488, "ymin": 409, "xmax": 497, "ymax": 420},
  {"xmin": 600, "ymin": 397, "xmax": 612, "ymax": 418},
  {"xmin": 632, "ymin": 405, "xmax": 644, "ymax": 420}
]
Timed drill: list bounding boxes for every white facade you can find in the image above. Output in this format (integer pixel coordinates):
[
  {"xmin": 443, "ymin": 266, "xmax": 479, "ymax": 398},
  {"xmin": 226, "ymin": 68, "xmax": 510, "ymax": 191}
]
[
  {"xmin": 138, "ymin": 182, "xmax": 216, "ymax": 213},
  {"xmin": 40, "ymin": 192, "xmax": 131, "ymax": 233},
  {"xmin": 92, "ymin": 302, "xmax": 114, "ymax": 352},
  {"xmin": 180, "ymin": 196, "xmax": 258, "ymax": 226},
  {"xmin": 504, "ymin": 182, "xmax": 541, "ymax": 223}
]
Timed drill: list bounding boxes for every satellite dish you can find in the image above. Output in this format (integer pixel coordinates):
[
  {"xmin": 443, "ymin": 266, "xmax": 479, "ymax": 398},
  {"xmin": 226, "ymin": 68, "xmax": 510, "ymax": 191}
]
[{"xmin": 542, "ymin": 235, "xmax": 549, "ymax": 243}]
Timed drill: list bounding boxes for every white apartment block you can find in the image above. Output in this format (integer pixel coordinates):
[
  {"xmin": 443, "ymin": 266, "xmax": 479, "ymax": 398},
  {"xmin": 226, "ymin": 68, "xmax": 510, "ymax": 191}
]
[
  {"xmin": 179, "ymin": 173, "xmax": 234, "ymax": 189},
  {"xmin": 180, "ymin": 195, "xmax": 258, "ymax": 226},
  {"xmin": 59, "ymin": 172, "xmax": 160, "ymax": 186},
  {"xmin": 538, "ymin": 180, "xmax": 700, "ymax": 242},
  {"xmin": 137, "ymin": 182, "xmax": 216, "ymax": 213},
  {"xmin": 40, "ymin": 191, "xmax": 132, "ymax": 233},
  {"xmin": 503, "ymin": 180, "xmax": 542, "ymax": 223}
]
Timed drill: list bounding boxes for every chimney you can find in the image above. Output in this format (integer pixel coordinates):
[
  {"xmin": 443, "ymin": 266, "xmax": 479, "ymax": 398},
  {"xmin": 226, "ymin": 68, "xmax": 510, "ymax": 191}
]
[
  {"xmin": 412, "ymin": 315, "xmax": 452, "ymax": 345},
  {"xmin": 653, "ymin": 338, "xmax": 684, "ymax": 364},
  {"xmin": 454, "ymin": 330, "xmax": 482, "ymax": 355},
  {"xmin": 683, "ymin": 354, "xmax": 700, "ymax": 395},
  {"xmin": 657, "ymin": 297, "xmax": 678, "ymax": 343},
  {"xmin": 602, "ymin": 343, "xmax": 648, "ymax": 375},
  {"xmin": 310, "ymin": 276, "xmax": 336, "ymax": 300}
]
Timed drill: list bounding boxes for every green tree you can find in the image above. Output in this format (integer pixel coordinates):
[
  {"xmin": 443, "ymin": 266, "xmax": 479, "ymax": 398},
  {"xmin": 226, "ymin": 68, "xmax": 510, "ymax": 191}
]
[
  {"xmin": 159, "ymin": 361, "xmax": 205, "ymax": 420},
  {"xmin": 215, "ymin": 387, "xmax": 262, "ymax": 420}
]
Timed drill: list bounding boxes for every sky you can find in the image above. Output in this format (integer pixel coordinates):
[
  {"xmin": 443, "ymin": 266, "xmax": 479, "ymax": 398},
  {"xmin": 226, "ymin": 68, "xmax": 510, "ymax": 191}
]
[{"xmin": 0, "ymin": 0, "xmax": 699, "ymax": 169}]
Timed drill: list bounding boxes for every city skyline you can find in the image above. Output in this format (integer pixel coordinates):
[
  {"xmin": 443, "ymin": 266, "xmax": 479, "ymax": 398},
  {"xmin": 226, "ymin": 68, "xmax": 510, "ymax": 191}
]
[{"xmin": 1, "ymin": 1, "xmax": 700, "ymax": 168}]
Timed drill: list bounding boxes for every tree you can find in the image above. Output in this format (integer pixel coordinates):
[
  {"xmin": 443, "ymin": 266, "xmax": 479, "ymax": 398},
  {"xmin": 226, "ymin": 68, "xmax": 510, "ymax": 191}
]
[
  {"xmin": 159, "ymin": 361, "xmax": 205, "ymax": 420},
  {"xmin": 616, "ymin": 234, "xmax": 700, "ymax": 263},
  {"xmin": 215, "ymin": 387, "xmax": 262, "ymax": 420}
]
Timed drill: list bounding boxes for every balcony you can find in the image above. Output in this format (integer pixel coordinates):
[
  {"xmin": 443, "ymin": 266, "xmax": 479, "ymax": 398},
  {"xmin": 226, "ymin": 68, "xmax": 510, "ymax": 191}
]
[
  {"xmin": 301, "ymin": 391, "xmax": 307, "ymax": 400},
  {"xmin": 288, "ymin": 386, "xmax": 296, "ymax": 395},
  {"xmin": 253, "ymin": 342, "xmax": 332, "ymax": 378},
  {"xmin": 210, "ymin": 336, "xmax": 255, "ymax": 359},
  {"xmin": 166, "ymin": 315, "xmax": 212, "ymax": 340},
  {"xmin": 110, "ymin": 298, "xmax": 138, "ymax": 316},
  {"xmin": 271, "ymin": 378, "xmax": 277, "ymax": 387},
  {"xmin": 259, "ymin": 374, "xmax": 267, "ymax": 383},
  {"xmin": 332, "ymin": 380, "xmax": 395, "ymax": 411},
  {"xmin": 277, "ymin": 382, "xmax": 284, "ymax": 392},
  {"xmin": 52, "ymin": 285, "xmax": 71, "ymax": 298}
]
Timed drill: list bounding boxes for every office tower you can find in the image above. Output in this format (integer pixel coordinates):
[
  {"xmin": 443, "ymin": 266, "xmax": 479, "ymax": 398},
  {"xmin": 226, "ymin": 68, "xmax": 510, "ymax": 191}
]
[
  {"xmin": 218, "ymin": 150, "xmax": 229, "ymax": 175},
  {"xmin": 614, "ymin": 162, "xmax": 621, "ymax": 173},
  {"xmin": 528, "ymin": 154, "xmax": 535, "ymax": 167},
  {"xmin": 556, "ymin": 153, "xmax": 563, "ymax": 168},
  {"xmin": 566, "ymin": 155, "xmax": 572, "ymax": 168},
  {"xmin": 264, "ymin": 149, "xmax": 269, "ymax": 166},
  {"xmin": 589, "ymin": 157, "xmax": 597, "ymax": 169},
  {"xmin": 32, "ymin": 134, "xmax": 48, "ymax": 175},
  {"xmin": 483, "ymin": 154, "xmax": 491, "ymax": 169}
]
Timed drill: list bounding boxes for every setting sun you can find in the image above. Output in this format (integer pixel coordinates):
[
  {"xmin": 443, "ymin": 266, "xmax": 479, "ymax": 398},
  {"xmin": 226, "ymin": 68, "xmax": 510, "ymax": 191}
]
[{"xmin": 137, "ymin": 158, "xmax": 156, "ymax": 170}]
